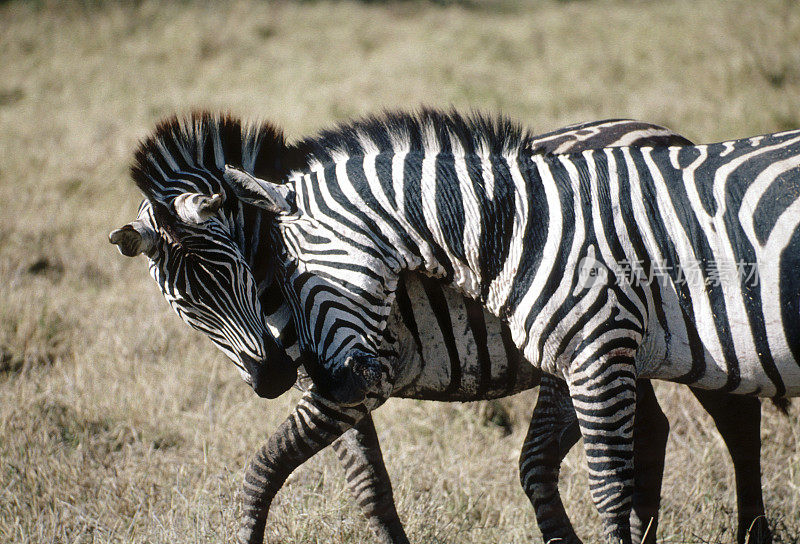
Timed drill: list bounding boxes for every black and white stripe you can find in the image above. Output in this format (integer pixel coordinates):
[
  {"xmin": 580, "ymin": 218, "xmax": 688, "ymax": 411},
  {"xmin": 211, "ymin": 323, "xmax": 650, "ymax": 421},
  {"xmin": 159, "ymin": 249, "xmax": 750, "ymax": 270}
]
[
  {"xmin": 221, "ymin": 113, "xmax": 800, "ymax": 543},
  {"xmin": 112, "ymin": 114, "xmax": 781, "ymax": 544}
]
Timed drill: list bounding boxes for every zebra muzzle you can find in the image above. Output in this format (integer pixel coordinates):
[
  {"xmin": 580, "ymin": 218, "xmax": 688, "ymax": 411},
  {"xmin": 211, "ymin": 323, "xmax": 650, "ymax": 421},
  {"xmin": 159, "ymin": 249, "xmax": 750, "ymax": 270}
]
[
  {"xmin": 241, "ymin": 333, "xmax": 299, "ymax": 399},
  {"xmin": 324, "ymin": 352, "xmax": 383, "ymax": 407}
]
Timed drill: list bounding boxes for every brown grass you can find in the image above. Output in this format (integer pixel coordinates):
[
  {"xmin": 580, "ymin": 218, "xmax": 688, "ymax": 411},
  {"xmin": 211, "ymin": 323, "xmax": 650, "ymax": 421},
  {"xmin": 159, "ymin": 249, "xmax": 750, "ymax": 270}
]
[{"xmin": 1, "ymin": 0, "xmax": 799, "ymax": 542}]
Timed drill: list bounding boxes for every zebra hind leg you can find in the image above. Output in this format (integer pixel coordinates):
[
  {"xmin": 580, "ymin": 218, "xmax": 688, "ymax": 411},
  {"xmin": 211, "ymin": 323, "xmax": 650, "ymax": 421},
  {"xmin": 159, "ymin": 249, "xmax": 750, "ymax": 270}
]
[
  {"xmin": 689, "ymin": 389, "xmax": 771, "ymax": 544},
  {"xmin": 519, "ymin": 373, "xmax": 583, "ymax": 544},
  {"xmin": 629, "ymin": 379, "xmax": 670, "ymax": 544},
  {"xmin": 567, "ymin": 352, "xmax": 637, "ymax": 544},
  {"xmin": 330, "ymin": 415, "xmax": 410, "ymax": 544}
]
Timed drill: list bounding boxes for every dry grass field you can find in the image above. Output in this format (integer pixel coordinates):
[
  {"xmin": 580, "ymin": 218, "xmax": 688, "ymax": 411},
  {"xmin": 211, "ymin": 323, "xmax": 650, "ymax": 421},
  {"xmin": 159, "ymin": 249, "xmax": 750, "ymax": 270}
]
[{"xmin": 1, "ymin": 0, "xmax": 800, "ymax": 542}]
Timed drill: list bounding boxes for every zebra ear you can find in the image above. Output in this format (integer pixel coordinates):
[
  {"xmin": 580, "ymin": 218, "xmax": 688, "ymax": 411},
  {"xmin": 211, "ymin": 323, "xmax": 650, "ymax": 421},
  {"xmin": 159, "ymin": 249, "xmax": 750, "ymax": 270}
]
[
  {"xmin": 223, "ymin": 165, "xmax": 293, "ymax": 214},
  {"xmin": 173, "ymin": 192, "xmax": 225, "ymax": 224},
  {"xmin": 109, "ymin": 220, "xmax": 157, "ymax": 257}
]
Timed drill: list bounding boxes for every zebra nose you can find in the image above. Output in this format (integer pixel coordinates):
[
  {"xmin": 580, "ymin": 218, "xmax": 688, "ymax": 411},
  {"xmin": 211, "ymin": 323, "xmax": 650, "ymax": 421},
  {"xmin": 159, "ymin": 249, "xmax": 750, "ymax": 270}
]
[
  {"xmin": 241, "ymin": 346, "xmax": 298, "ymax": 400},
  {"xmin": 324, "ymin": 352, "xmax": 382, "ymax": 407}
]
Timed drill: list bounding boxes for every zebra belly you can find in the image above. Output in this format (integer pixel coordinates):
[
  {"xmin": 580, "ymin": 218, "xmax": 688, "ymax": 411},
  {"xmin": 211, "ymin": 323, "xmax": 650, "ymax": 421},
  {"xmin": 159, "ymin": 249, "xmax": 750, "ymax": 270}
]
[
  {"xmin": 634, "ymin": 282, "xmax": 731, "ymax": 389},
  {"xmin": 388, "ymin": 274, "xmax": 541, "ymax": 401}
]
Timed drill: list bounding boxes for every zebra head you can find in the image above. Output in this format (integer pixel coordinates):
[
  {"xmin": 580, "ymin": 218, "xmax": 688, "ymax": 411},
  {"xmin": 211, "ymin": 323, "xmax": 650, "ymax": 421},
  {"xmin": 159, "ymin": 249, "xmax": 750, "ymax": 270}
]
[
  {"xmin": 110, "ymin": 113, "xmax": 299, "ymax": 399},
  {"xmin": 223, "ymin": 164, "xmax": 393, "ymax": 407}
]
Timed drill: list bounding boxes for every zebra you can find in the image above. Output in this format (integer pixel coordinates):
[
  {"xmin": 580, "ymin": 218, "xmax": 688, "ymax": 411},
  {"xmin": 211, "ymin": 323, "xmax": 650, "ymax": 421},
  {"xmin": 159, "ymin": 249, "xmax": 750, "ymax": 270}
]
[
  {"xmin": 109, "ymin": 114, "xmax": 776, "ymax": 543},
  {"xmin": 219, "ymin": 110, "xmax": 800, "ymax": 544}
]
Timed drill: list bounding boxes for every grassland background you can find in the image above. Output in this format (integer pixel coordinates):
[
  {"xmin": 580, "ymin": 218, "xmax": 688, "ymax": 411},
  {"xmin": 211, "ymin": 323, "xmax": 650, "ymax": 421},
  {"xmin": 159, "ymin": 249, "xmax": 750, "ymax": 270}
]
[{"xmin": 1, "ymin": 0, "xmax": 800, "ymax": 542}]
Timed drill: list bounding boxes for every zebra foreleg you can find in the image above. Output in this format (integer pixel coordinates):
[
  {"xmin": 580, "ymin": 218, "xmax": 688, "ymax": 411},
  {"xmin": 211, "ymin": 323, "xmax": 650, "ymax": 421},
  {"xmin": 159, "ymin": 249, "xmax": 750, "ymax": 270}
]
[
  {"xmin": 330, "ymin": 415, "xmax": 410, "ymax": 544},
  {"xmin": 567, "ymin": 353, "xmax": 637, "ymax": 544},
  {"xmin": 689, "ymin": 389, "xmax": 770, "ymax": 544},
  {"xmin": 521, "ymin": 376, "xmax": 669, "ymax": 544},
  {"xmin": 519, "ymin": 373, "xmax": 582, "ymax": 544},
  {"xmin": 238, "ymin": 391, "xmax": 373, "ymax": 544}
]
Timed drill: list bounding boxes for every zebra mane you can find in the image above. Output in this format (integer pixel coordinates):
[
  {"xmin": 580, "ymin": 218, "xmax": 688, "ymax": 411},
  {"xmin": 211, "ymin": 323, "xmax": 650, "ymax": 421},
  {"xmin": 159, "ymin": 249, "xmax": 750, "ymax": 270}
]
[
  {"xmin": 130, "ymin": 111, "xmax": 292, "ymax": 205},
  {"xmin": 292, "ymin": 108, "xmax": 534, "ymax": 168},
  {"xmin": 129, "ymin": 109, "xmax": 533, "ymax": 205}
]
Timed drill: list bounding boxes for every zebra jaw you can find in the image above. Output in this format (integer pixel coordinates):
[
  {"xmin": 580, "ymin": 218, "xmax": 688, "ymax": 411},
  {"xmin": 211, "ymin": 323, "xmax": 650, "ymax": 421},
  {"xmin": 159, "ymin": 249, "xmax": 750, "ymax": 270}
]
[
  {"xmin": 223, "ymin": 165, "xmax": 293, "ymax": 214},
  {"xmin": 173, "ymin": 192, "xmax": 225, "ymax": 224},
  {"xmin": 108, "ymin": 220, "xmax": 157, "ymax": 257}
]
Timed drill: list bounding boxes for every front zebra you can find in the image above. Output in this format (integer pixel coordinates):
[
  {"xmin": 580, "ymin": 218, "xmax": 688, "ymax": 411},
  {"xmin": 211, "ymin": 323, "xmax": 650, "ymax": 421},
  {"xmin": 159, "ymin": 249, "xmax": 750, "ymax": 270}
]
[
  {"xmin": 110, "ymin": 114, "xmax": 773, "ymax": 544},
  {"xmin": 221, "ymin": 112, "xmax": 800, "ymax": 543}
]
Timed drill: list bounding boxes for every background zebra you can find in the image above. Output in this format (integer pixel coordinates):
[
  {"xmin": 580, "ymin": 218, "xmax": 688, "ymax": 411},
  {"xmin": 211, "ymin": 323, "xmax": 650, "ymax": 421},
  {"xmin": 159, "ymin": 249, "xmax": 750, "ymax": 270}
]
[
  {"xmin": 220, "ymin": 111, "xmax": 800, "ymax": 543},
  {"xmin": 111, "ymin": 115, "xmax": 775, "ymax": 544}
]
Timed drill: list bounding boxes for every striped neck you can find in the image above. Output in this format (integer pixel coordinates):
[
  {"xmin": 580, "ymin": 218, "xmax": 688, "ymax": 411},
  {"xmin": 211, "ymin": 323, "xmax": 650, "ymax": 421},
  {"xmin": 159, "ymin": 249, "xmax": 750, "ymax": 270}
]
[
  {"xmin": 285, "ymin": 144, "xmax": 554, "ymax": 320},
  {"xmin": 282, "ymin": 110, "xmax": 546, "ymax": 305}
]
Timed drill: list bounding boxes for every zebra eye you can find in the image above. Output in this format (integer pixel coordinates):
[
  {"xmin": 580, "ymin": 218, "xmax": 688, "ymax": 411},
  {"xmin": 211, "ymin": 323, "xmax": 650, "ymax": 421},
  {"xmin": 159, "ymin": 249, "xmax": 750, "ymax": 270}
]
[{"xmin": 173, "ymin": 192, "xmax": 225, "ymax": 224}]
